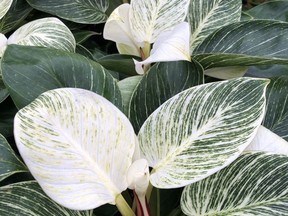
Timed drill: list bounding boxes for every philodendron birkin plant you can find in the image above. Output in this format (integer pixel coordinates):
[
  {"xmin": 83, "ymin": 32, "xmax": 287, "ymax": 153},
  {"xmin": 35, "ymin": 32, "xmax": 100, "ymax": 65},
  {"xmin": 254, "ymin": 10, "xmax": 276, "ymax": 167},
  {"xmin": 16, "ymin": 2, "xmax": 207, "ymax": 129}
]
[
  {"xmin": 1, "ymin": 0, "xmax": 288, "ymax": 215},
  {"xmin": 13, "ymin": 77, "xmax": 285, "ymax": 216}
]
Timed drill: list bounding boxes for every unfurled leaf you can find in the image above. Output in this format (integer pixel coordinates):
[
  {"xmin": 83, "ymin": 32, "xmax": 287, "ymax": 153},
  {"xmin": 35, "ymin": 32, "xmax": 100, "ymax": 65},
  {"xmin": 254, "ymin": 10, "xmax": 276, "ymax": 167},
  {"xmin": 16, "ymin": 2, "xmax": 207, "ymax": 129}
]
[
  {"xmin": 181, "ymin": 152, "xmax": 288, "ymax": 215},
  {"xmin": 263, "ymin": 76, "xmax": 288, "ymax": 141},
  {"xmin": 26, "ymin": 0, "xmax": 108, "ymax": 24},
  {"xmin": 245, "ymin": 125, "xmax": 288, "ymax": 155},
  {"xmin": 14, "ymin": 88, "xmax": 136, "ymax": 210},
  {"xmin": 0, "ymin": 181, "xmax": 93, "ymax": 215},
  {"xmin": 0, "ymin": 134, "xmax": 27, "ymax": 182},
  {"xmin": 189, "ymin": 0, "xmax": 241, "ymax": 52},
  {"xmin": 134, "ymin": 22, "xmax": 191, "ymax": 74},
  {"xmin": 130, "ymin": 60, "xmax": 204, "ymax": 133},
  {"xmin": 130, "ymin": 0, "xmax": 190, "ymax": 44},
  {"xmin": 1, "ymin": 45, "xmax": 122, "ymax": 109},
  {"xmin": 7, "ymin": 17, "xmax": 76, "ymax": 52},
  {"xmin": 104, "ymin": 4, "xmax": 141, "ymax": 57},
  {"xmin": 138, "ymin": 78, "xmax": 268, "ymax": 188},
  {"xmin": 194, "ymin": 20, "xmax": 288, "ymax": 69},
  {"xmin": 0, "ymin": 0, "xmax": 12, "ymax": 20},
  {"xmin": 0, "ymin": 0, "xmax": 33, "ymax": 34}
]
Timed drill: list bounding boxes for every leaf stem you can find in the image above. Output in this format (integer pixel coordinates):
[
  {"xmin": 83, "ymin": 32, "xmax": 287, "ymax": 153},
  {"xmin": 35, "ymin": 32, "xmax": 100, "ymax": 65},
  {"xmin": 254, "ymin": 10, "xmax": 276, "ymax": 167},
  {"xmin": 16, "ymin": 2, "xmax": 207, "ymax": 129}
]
[
  {"xmin": 146, "ymin": 182, "xmax": 153, "ymax": 201},
  {"xmin": 115, "ymin": 194, "xmax": 135, "ymax": 216},
  {"xmin": 123, "ymin": 0, "xmax": 129, "ymax": 3}
]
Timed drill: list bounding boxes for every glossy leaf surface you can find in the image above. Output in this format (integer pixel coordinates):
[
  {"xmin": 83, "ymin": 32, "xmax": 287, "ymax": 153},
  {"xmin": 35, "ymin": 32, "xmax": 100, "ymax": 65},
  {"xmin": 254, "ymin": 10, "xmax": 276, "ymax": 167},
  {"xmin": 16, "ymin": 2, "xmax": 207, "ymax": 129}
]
[
  {"xmin": 1, "ymin": 45, "xmax": 122, "ymax": 109},
  {"xmin": 181, "ymin": 152, "xmax": 288, "ymax": 215},
  {"xmin": 27, "ymin": 0, "xmax": 108, "ymax": 24},
  {"xmin": 14, "ymin": 88, "xmax": 136, "ymax": 210},
  {"xmin": 138, "ymin": 78, "xmax": 268, "ymax": 188}
]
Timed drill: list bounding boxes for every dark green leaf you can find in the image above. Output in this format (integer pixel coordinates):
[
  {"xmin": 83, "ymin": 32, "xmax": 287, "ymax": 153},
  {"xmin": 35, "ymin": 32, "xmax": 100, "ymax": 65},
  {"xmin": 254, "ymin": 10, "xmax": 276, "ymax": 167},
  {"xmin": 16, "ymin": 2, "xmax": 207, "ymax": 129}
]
[
  {"xmin": 75, "ymin": 44, "xmax": 94, "ymax": 60},
  {"xmin": 189, "ymin": 0, "xmax": 241, "ymax": 51},
  {"xmin": 98, "ymin": 54, "xmax": 140, "ymax": 76},
  {"xmin": 1, "ymin": 45, "xmax": 122, "ymax": 109},
  {"xmin": 194, "ymin": 20, "xmax": 288, "ymax": 69},
  {"xmin": 0, "ymin": 181, "xmax": 93, "ymax": 215},
  {"xmin": 0, "ymin": 97, "xmax": 16, "ymax": 137},
  {"xmin": 0, "ymin": 81, "xmax": 8, "ymax": 103},
  {"xmin": 246, "ymin": 64, "xmax": 288, "ymax": 78},
  {"xmin": 0, "ymin": 134, "xmax": 27, "ymax": 182},
  {"xmin": 0, "ymin": 0, "xmax": 33, "ymax": 34},
  {"xmin": 181, "ymin": 152, "xmax": 288, "ymax": 215},
  {"xmin": 129, "ymin": 60, "xmax": 204, "ymax": 132},
  {"xmin": 74, "ymin": 30, "xmax": 100, "ymax": 44},
  {"xmin": 246, "ymin": 0, "xmax": 288, "ymax": 22},
  {"xmin": 263, "ymin": 75, "xmax": 288, "ymax": 141},
  {"xmin": 26, "ymin": 0, "xmax": 108, "ymax": 24}
]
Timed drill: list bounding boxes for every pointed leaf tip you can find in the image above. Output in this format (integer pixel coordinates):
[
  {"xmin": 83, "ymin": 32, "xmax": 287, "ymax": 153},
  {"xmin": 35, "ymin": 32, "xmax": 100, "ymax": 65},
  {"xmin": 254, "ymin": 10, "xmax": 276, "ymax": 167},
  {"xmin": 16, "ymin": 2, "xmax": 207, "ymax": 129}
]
[{"xmin": 138, "ymin": 77, "xmax": 269, "ymax": 188}]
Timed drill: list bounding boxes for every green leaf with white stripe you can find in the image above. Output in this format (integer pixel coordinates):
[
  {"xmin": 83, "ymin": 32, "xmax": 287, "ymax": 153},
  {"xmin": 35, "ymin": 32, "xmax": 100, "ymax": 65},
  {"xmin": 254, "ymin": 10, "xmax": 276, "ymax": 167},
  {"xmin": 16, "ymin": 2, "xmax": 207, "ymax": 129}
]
[
  {"xmin": 118, "ymin": 75, "xmax": 143, "ymax": 116},
  {"xmin": 7, "ymin": 17, "xmax": 75, "ymax": 52},
  {"xmin": 138, "ymin": 78, "xmax": 268, "ymax": 188},
  {"xmin": 245, "ymin": 125, "xmax": 288, "ymax": 155},
  {"xmin": 246, "ymin": 0, "xmax": 288, "ymax": 22},
  {"xmin": 1, "ymin": 45, "xmax": 122, "ymax": 109},
  {"xmin": 26, "ymin": 0, "xmax": 108, "ymax": 24},
  {"xmin": 0, "ymin": 134, "xmax": 27, "ymax": 182},
  {"xmin": 263, "ymin": 76, "xmax": 288, "ymax": 141},
  {"xmin": 0, "ymin": 0, "xmax": 33, "ymax": 34},
  {"xmin": 14, "ymin": 88, "xmax": 136, "ymax": 210},
  {"xmin": 194, "ymin": 20, "xmax": 288, "ymax": 69},
  {"xmin": 181, "ymin": 152, "xmax": 288, "ymax": 215},
  {"xmin": 189, "ymin": 0, "xmax": 241, "ymax": 52},
  {"xmin": 0, "ymin": 0, "xmax": 12, "ymax": 20},
  {"xmin": 130, "ymin": 60, "xmax": 204, "ymax": 133},
  {"xmin": 130, "ymin": 0, "xmax": 190, "ymax": 44},
  {"xmin": 0, "ymin": 181, "xmax": 93, "ymax": 216}
]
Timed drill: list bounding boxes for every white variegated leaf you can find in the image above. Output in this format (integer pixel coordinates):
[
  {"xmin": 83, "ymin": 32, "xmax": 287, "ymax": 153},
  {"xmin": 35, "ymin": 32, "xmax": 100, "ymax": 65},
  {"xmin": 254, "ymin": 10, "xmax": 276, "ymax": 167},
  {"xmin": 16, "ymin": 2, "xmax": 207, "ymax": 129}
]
[
  {"xmin": 0, "ymin": 33, "xmax": 7, "ymax": 57},
  {"xmin": 104, "ymin": 4, "xmax": 141, "ymax": 57},
  {"xmin": 181, "ymin": 152, "xmax": 288, "ymax": 215},
  {"xmin": 0, "ymin": 181, "xmax": 93, "ymax": 216},
  {"xmin": 14, "ymin": 88, "xmax": 136, "ymax": 210},
  {"xmin": 138, "ymin": 78, "xmax": 269, "ymax": 188},
  {"xmin": 26, "ymin": 0, "xmax": 108, "ymax": 24},
  {"xmin": 245, "ymin": 125, "xmax": 288, "ymax": 154},
  {"xmin": 204, "ymin": 66, "xmax": 248, "ymax": 79},
  {"xmin": 189, "ymin": 0, "xmax": 242, "ymax": 52},
  {"xmin": 0, "ymin": 0, "xmax": 12, "ymax": 20},
  {"xmin": 134, "ymin": 22, "xmax": 191, "ymax": 74},
  {"xmin": 130, "ymin": 0, "xmax": 190, "ymax": 44},
  {"xmin": 7, "ymin": 17, "xmax": 76, "ymax": 52}
]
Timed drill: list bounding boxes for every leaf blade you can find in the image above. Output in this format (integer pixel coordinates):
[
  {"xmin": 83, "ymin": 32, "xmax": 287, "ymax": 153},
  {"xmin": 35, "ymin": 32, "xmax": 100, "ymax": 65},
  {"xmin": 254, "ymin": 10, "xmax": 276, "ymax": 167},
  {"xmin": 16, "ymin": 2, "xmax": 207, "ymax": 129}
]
[
  {"xmin": 14, "ymin": 88, "xmax": 136, "ymax": 210},
  {"xmin": 181, "ymin": 152, "xmax": 288, "ymax": 215},
  {"xmin": 138, "ymin": 78, "xmax": 269, "ymax": 188}
]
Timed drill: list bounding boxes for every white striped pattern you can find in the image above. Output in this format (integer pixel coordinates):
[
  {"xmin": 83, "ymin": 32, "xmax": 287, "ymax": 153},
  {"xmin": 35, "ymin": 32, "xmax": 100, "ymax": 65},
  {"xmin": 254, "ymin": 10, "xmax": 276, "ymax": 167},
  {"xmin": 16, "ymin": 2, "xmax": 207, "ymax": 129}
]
[
  {"xmin": 7, "ymin": 17, "xmax": 76, "ymax": 52},
  {"xmin": 0, "ymin": 181, "xmax": 93, "ymax": 216},
  {"xmin": 0, "ymin": 0, "xmax": 12, "ymax": 19},
  {"xmin": 14, "ymin": 88, "xmax": 136, "ymax": 210},
  {"xmin": 27, "ymin": 0, "xmax": 108, "ymax": 24},
  {"xmin": 194, "ymin": 20, "xmax": 288, "ymax": 69},
  {"xmin": 189, "ymin": 0, "xmax": 241, "ymax": 52},
  {"xmin": 138, "ymin": 78, "xmax": 269, "ymax": 188},
  {"xmin": 181, "ymin": 152, "xmax": 288, "ymax": 215},
  {"xmin": 130, "ymin": 0, "xmax": 190, "ymax": 43}
]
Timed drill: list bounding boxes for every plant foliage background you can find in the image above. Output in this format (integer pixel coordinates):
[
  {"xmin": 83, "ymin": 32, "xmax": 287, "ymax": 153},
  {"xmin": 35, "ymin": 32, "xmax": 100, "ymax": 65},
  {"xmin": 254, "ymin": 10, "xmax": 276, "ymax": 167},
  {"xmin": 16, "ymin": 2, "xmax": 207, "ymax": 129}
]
[{"xmin": 0, "ymin": 0, "xmax": 288, "ymax": 216}]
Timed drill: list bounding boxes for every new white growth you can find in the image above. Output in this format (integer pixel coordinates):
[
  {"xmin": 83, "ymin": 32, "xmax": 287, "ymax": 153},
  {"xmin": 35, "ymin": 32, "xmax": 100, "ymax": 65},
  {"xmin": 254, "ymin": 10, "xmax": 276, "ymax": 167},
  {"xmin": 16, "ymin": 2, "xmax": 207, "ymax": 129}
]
[{"xmin": 104, "ymin": 0, "xmax": 191, "ymax": 74}]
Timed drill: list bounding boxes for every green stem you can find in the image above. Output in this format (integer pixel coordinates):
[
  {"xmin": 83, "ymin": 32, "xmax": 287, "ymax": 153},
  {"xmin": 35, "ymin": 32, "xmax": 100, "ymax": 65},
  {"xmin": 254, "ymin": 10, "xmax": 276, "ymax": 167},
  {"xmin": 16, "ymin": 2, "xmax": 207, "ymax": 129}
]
[
  {"xmin": 146, "ymin": 182, "xmax": 153, "ymax": 201},
  {"xmin": 122, "ymin": 0, "xmax": 129, "ymax": 3},
  {"xmin": 115, "ymin": 194, "xmax": 135, "ymax": 216}
]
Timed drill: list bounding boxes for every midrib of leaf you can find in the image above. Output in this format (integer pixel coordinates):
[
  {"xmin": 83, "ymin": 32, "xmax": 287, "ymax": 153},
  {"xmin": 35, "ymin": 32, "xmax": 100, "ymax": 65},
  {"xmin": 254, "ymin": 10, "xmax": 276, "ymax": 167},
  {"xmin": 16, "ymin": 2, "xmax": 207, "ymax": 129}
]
[
  {"xmin": 202, "ymin": 197, "xmax": 288, "ymax": 216},
  {"xmin": 190, "ymin": 2, "xmax": 221, "ymax": 46},
  {"xmin": 147, "ymin": 1, "xmax": 161, "ymax": 43},
  {"xmin": 152, "ymin": 108, "xmax": 226, "ymax": 172},
  {"xmin": 50, "ymin": 114, "xmax": 120, "ymax": 196}
]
